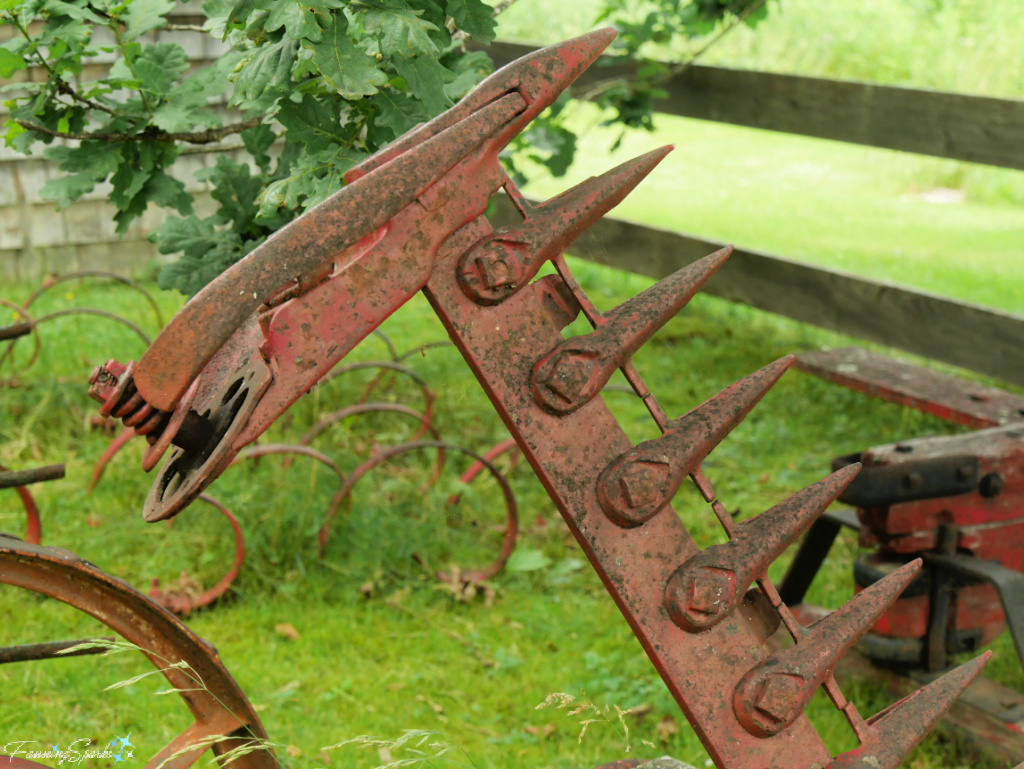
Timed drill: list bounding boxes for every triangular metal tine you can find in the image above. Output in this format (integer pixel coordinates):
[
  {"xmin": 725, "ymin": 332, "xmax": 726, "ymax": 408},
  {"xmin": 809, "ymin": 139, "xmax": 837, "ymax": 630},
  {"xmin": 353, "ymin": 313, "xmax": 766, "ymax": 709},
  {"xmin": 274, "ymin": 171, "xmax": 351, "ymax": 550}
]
[
  {"xmin": 733, "ymin": 560, "xmax": 922, "ymax": 737},
  {"xmin": 531, "ymin": 246, "xmax": 733, "ymax": 416},
  {"xmin": 683, "ymin": 354, "xmax": 793, "ymax": 463},
  {"xmin": 347, "ymin": 27, "xmax": 617, "ymax": 183},
  {"xmin": 602, "ymin": 245, "xmax": 733, "ymax": 353},
  {"xmin": 808, "ymin": 558, "xmax": 921, "ymax": 642},
  {"xmin": 458, "ymin": 146, "xmax": 673, "ymax": 305},
  {"xmin": 598, "ymin": 356, "xmax": 794, "ymax": 527},
  {"xmin": 666, "ymin": 463, "xmax": 862, "ymax": 631},
  {"xmin": 827, "ymin": 652, "xmax": 992, "ymax": 768}
]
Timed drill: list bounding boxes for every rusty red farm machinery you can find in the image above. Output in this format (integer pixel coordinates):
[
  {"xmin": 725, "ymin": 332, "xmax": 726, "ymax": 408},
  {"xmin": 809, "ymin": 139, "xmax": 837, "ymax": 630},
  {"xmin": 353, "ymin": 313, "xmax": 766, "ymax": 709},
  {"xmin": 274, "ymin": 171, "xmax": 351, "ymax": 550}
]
[
  {"xmin": 2, "ymin": 30, "xmax": 1018, "ymax": 769},
  {"xmin": 2, "ymin": 275, "xmax": 522, "ymax": 610}
]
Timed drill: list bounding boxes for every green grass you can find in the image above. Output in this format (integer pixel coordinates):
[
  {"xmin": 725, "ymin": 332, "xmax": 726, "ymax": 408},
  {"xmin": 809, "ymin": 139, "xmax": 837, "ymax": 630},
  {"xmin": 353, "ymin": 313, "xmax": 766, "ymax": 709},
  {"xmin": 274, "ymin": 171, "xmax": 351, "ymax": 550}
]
[
  {"xmin": 1, "ymin": 268, "xmax": 1020, "ymax": 769},
  {"xmin": 498, "ymin": 0, "xmax": 1024, "ymax": 98},
  {"xmin": 517, "ymin": 110, "xmax": 1024, "ymax": 314}
]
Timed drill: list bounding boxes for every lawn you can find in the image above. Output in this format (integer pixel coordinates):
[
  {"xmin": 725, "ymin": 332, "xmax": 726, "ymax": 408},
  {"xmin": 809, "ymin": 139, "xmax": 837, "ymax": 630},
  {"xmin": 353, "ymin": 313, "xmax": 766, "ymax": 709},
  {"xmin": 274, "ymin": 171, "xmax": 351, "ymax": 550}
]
[
  {"xmin": 2, "ymin": 0, "xmax": 1023, "ymax": 767},
  {"xmin": 1, "ymin": 264, "xmax": 1018, "ymax": 769}
]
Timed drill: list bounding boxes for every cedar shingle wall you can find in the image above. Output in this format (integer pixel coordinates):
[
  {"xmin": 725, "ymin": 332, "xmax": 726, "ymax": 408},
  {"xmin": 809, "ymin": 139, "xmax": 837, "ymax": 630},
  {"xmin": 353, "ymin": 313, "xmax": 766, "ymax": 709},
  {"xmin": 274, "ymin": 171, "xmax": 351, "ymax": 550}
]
[{"xmin": 1, "ymin": 2, "xmax": 237, "ymax": 279}]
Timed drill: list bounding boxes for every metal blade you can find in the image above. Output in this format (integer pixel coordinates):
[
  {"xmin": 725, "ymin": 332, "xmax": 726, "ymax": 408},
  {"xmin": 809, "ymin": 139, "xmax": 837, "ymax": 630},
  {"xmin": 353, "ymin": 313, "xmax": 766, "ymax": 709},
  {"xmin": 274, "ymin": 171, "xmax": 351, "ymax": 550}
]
[
  {"xmin": 733, "ymin": 559, "xmax": 922, "ymax": 737},
  {"xmin": 666, "ymin": 463, "xmax": 862, "ymax": 631},
  {"xmin": 531, "ymin": 245, "xmax": 733, "ymax": 416},
  {"xmin": 827, "ymin": 652, "xmax": 992, "ymax": 769},
  {"xmin": 597, "ymin": 355, "xmax": 793, "ymax": 527},
  {"xmin": 457, "ymin": 146, "xmax": 673, "ymax": 305}
]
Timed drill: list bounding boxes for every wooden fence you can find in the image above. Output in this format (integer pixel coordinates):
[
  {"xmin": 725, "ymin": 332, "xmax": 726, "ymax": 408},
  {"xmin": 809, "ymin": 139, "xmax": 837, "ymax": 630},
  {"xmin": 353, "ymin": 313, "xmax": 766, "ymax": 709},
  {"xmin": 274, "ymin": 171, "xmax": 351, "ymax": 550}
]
[
  {"xmin": 0, "ymin": 2, "xmax": 228, "ymax": 279},
  {"xmin": 1, "ymin": 30, "xmax": 1021, "ymax": 384},
  {"xmin": 482, "ymin": 41, "xmax": 1024, "ymax": 386}
]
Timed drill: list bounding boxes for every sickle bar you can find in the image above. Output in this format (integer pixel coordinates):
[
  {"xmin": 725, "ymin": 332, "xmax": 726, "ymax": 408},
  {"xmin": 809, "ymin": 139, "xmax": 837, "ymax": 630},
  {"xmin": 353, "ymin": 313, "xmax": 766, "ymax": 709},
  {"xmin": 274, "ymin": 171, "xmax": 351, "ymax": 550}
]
[{"xmin": 87, "ymin": 30, "xmax": 992, "ymax": 769}]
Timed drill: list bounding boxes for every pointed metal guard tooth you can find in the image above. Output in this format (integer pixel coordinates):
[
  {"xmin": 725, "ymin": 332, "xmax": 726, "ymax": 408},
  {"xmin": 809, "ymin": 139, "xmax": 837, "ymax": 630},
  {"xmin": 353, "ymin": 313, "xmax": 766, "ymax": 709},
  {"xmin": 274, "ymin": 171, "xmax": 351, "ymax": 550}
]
[
  {"xmin": 596, "ymin": 355, "xmax": 791, "ymax": 527},
  {"xmin": 530, "ymin": 246, "xmax": 732, "ymax": 416},
  {"xmin": 457, "ymin": 147, "xmax": 673, "ymax": 305},
  {"xmin": 827, "ymin": 652, "xmax": 992, "ymax": 769},
  {"xmin": 733, "ymin": 559, "xmax": 922, "ymax": 738},
  {"xmin": 346, "ymin": 28, "xmax": 617, "ymax": 183},
  {"xmin": 665, "ymin": 463, "xmax": 861, "ymax": 632}
]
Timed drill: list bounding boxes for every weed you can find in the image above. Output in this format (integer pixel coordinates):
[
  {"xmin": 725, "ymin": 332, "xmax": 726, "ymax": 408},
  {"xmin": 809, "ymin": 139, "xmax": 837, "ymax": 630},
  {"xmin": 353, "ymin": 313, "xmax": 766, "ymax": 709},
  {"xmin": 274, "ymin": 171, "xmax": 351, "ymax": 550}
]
[{"xmin": 536, "ymin": 693, "xmax": 656, "ymax": 754}]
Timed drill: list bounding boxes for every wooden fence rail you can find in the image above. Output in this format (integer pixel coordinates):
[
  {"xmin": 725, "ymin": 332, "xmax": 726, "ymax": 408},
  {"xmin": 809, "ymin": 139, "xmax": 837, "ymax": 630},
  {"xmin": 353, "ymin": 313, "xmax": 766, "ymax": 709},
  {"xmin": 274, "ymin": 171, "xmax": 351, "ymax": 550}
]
[
  {"xmin": 2, "ymin": 35, "xmax": 1021, "ymax": 384},
  {"xmin": 490, "ymin": 201, "xmax": 1024, "ymax": 387},
  {"xmin": 479, "ymin": 42, "xmax": 1024, "ymax": 385},
  {"xmin": 483, "ymin": 41, "xmax": 1024, "ymax": 171}
]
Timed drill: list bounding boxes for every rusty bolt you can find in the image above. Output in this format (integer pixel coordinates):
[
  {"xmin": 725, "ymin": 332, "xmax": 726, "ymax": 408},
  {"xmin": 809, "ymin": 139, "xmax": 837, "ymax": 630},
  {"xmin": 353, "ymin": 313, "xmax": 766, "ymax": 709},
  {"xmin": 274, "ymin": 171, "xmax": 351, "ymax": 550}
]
[
  {"xmin": 541, "ymin": 354, "xmax": 594, "ymax": 404},
  {"xmin": 979, "ymin": 472, "xmax": 1004, "ymax": 498},
  {"xmin": 599, "ymin": 459, "xmax": 672, "ymax": 528},
  {"xmin": 753, "ymin": 674, "xmax": 803, "ymax": 724},
  {"xmin": 688, "ymin": 569, "xmax": 734, "ymax": 615},
  {"xmin": 902, "ymin": 471, "xmax": 923, "ymax": 490},
  {"xmin": 87, "ymin": 359, "xmax": 129, "ymax": 406},
  {"xmin": 619, "ymin": 465, "xmax": 660, "ymax": 508},
  {"xmin": 477, "ymin": 255, "xmax": 513, "ymax": 290}
]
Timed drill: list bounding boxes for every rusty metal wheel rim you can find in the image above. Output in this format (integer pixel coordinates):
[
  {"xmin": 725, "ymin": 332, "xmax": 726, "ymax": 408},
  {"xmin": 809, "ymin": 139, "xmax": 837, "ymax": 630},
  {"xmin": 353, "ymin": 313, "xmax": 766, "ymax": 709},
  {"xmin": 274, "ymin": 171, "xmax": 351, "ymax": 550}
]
[{"xmin": 0, "ymin": 535, "xmax": 278, "ymax": 769}]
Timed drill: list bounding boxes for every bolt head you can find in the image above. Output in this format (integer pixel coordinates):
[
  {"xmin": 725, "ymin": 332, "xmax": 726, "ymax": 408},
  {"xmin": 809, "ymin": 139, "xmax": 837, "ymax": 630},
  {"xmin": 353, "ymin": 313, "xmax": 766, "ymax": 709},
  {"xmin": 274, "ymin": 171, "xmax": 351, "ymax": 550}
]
[
  {"xmin": 477, "ymin": 255, "xmax": 512, "ymax": 290},
  {"xmin": 544, "ymin": 355, "xmax": 593, "ymax": 404},
  {"xmin": 754, "ymin": 674, "xmax": 803, "ymax": 723},
  {"xmin": 980, "ymin": 472, "xmax": 1005, "ymax": 498},
  {"xmin": 619, "ymin": 466, "xmax": 659, "ymax": 508},
  {"xmin": 688, "ymin": 568, "xmax": 735, "ymax": 615}
]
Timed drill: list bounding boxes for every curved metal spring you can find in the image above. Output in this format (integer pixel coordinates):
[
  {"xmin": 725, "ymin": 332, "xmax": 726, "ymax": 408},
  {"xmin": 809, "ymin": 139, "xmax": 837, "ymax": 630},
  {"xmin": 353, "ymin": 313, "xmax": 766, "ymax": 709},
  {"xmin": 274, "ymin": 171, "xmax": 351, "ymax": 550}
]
[
  {"xmin": 317, "ymin": 439, "xmax": 519, "ymax": 583},
  {"xmin": 32, "ymin": 308, "xmax": 151, "ymax": 347},
  {"xmin": 296, "ymin": 402, "xmax": 445, "ymax": 481},
  {"xmin": 86, "ymin": 334, "xmax": 522, "ymax": 594},
  {"xmin": 0, "ymin": 300, "xmax": 40, "ymax": 381},
  {"xmin": 1, "ymin": 271, "xmax": 159, "ymax": 383},
  {"xmin": 88, "ymin": 427, "xmax": 138, "ymax": 492},
  {"xmin": 23, "ymin": 271, "xmax": 164, "ymax": 328},
  {"xmin": 315, "ymin": 360, "xmax": 435, "ymax": 426},
  {"xmin": 147, "ymin": 493, "xmax": 245, "ymax": 615},
  {"xmin": 0, "ymin": 464, "xmax": 42, "ymax": 545}
]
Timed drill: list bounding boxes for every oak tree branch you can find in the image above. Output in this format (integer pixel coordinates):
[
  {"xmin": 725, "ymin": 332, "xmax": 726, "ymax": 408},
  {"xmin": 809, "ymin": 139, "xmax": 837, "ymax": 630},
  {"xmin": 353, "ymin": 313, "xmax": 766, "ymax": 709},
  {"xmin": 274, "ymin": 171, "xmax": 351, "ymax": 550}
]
[{"xmin": 15, "ymin": 116, "xmax": 264, "ymax": 145}]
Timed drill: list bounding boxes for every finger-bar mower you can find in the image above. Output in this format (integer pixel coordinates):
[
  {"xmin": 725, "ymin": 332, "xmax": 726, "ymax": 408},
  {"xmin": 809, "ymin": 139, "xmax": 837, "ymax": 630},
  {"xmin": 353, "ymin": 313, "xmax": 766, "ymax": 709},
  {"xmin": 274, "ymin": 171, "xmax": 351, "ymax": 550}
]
[{"xmin": 83, "ymin": 31, "xmax": 991, "ymax": 769}]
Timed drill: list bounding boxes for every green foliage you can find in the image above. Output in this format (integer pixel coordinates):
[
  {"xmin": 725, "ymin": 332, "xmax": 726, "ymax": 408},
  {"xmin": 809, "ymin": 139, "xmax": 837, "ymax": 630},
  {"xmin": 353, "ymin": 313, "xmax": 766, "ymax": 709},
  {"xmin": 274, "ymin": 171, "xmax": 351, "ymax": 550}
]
[
  {"xmin": 2, "ymin": 0, "xmax": 774, "ymax": 295},
  {"xmin": 591, "ymin": 0, "xmax": 769, "ymax": 140}
]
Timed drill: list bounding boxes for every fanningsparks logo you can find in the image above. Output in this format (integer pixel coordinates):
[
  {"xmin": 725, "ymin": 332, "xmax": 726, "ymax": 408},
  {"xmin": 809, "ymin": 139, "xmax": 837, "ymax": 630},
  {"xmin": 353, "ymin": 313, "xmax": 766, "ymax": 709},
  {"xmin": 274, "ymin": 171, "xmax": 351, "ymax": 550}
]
[{"xmin": 4, "ymin": 733, "xmax": 135, "ymax": 764}]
